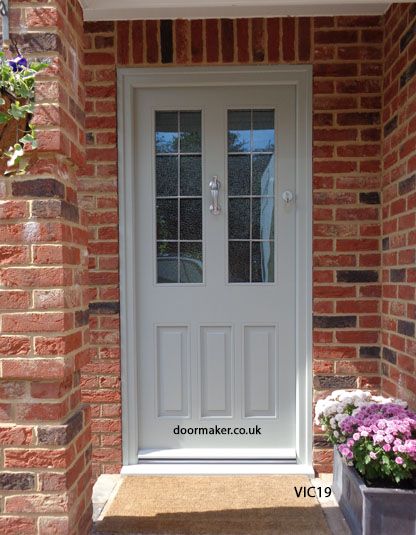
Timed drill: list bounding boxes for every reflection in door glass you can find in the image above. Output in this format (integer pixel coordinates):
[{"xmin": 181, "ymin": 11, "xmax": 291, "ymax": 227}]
[
  {"xmin": 155, "ymin": 111, "xmax": 203, "ymax": 284},
  {"xmin": 227, "ymin": 109, "xmax": 275, "ymax": 283}
]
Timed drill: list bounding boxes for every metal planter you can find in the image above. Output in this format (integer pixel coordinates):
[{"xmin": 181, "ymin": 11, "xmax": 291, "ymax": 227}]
[{"xmin": 332, "ymin": 446, "xmax": 416, "ymax": 535}]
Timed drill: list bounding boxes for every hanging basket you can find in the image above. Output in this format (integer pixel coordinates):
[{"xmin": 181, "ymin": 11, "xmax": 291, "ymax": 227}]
[{"xmin": 0, "ymin": 90, "xmax": 30, "ymax": 152}]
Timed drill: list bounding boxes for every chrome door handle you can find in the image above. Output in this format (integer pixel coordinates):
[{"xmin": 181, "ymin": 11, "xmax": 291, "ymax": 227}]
[{"xmin": 209, "ymin": 176, "xmax": 221, "ymax": 215}]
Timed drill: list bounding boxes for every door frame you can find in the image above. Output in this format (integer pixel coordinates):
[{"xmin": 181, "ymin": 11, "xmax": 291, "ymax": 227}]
[{"xmin": 117, "ymin": 65, "xmax": 313, "ymax": 472}]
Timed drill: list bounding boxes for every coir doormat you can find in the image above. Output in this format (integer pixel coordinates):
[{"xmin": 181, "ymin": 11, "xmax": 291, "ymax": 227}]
[{"xmin": 97, "ymin": 475, "xmax": 331, "ymax": 534}]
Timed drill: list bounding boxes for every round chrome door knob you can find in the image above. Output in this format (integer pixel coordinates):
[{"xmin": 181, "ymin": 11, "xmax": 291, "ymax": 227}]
[{"xmin": 282, "ymin": 190, "xmax": 294, "ymax": 204}]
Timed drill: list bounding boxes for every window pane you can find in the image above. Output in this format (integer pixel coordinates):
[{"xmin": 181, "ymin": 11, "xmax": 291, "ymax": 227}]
[
  {"xmin": 180, "ymin": 199, "xmax": 202, "ymax": 240},
  {"xmin": 156, "ymin": 155, "xmax": 178, "ymax": 197},
  {"xmin": 253, "ymin": 110, "xmax": 275, "ymax": 152},
  {"xmin": 157, "ymin": 242, "xmax": 178, "ymax": 283},
  {"xmin": 228, "ymin": 110, "xmax": 251, "ymax": 152},
  {"xmin": 252, "ymin": 241, "xmax": 274, "ymax": 283},
  {"xmin": 156, "ymin": 112, "xmax": 178, "ymax": 153},
  {"xmin": 180, "ymin": 112, "xmax": 201, "ymax": 153},
  {"xmin": 228, "ymin": 154, "xmax": 251, "ymax": 196},
  {"xmin": 155, "ymin": 111, "xmax": 203, "ymax": 284},
  {"xmin": 180, "ymin": 242, "xmax": 203, "ymax": 283},
  {"xmin": 156, "ymin": 199, "xmax": 178, "ymax": 241},
  {"xmin": 229, "ymin": 241, "xmax": 250, "ymax": 283},
  {"xmin": 227, "ymin": 109, "xmax": 276, "ymax": 283},
  {"xmin": 228, "ymin": 198, "xmax": 250, "ymax": 240},
  {"xmin": 180, "ymin": 156, "xmax": 202, "ymax": 196},
  {"xmin": 252, "ymin": 154, "xmax": 275, "ymax": 196},
  {"xmin": 252, "ymin": 197, "xmax": 274, "ymax": 240}
]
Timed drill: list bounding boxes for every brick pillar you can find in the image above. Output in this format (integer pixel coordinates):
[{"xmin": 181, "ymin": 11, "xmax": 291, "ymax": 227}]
[{"xmin": 0, "ymin": 2, "xmax": 92, "ymax": 534}]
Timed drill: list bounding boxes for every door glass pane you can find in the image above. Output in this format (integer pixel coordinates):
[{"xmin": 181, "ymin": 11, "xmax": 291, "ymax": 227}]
[
  {"xmin": 228, "ymin": 110, "xmax": 251, "ymax": 152},
  {"xmin": 228, "ymin": 198, "xmax": 250, "ymax": 240},
  {"xmin": 252, "ymin": 154, "xmax": 274, "ymax": 196},
  {"xmin": 180, "ymin": 111, "xmax": 202, "ymax": 153},
  {"xmin": 252, "ymin": 197, "xmax": 274, "ymax": 240},
  {"xmin": 155, "ymin": 112, "xmax": 178, "ymax": 153},
  {"xmin": 156, "ymin": 155, "xmax": 178, "ymax": 197},
  {"xmin": 155, "ymin": 111, "xmax": 203, "ymax": 284},
  {"xmin": 253, "ymin": 110, "xmax": 275, "ymax": 152},
  {"xmin": 156, "ymin": 199, "xmax": 177, "ymax": 241},
  {"xmin": 227, "ymin": 109, "xmax": 275, "ymax": 283},
  {"xmin": 180, "ymin": 199, "xmax": 202, "ymax": 240},
  {"xmin": 229, "ymin": 241, "xmax": 250, "ymax": 283},
  {"xmin": 252, "ymin": 241, "xmax": 274, "ymax": 283},
  {"xmin": 157, "ymin": 242, "xmax": 178, "ymax": 284},
  {"xmin": 228, "ymin": 155, "xmax": 251, "ymax": 196},
  {"xmin": 180, "ymin": 156, "xmax": 202, "ymax": 196},
  {"xmin": 180, "ymin": 242, "xmax": 203, "ymax": 283}
]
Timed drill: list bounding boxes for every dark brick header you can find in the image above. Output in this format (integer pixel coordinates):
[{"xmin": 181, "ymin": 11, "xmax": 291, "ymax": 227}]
[{"xmin": 89, "ymin": 301, "xmax": 120, "ymax": 315}]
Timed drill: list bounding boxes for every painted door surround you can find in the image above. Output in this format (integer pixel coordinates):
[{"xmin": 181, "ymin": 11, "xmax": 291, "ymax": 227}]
[{"xmin": 118, "ymin": 66, "xmax": 313, "ymax": 473}]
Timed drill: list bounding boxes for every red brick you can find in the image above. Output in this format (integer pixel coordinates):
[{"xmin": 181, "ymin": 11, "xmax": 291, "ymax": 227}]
[
  {"xmin": 221, "ymin": 19, "xmax": 234, "ymax": 62},
  {"xmin": 0, "ymin": 426, "xmax": 32, "ymax": 445},
  {"xmin": 336, "ymin": 360, "xmax": 379, "ymax": 374},
  {"xmin": 0, "ymin": 336, "xmax": 31, "ymax": 356},
  {"xmin": 336, "ymin": 208, "xmax": 379, "ymax": 221},
  {"xmin": 314, "ymin": 161, "xmax": 357, "ymax": 173},
  {"xmin": 314, "ymin": 63, "xmax": 357, "ymax": 77},
  {"xmin": 315, "ymin": 30, "xmax": 358, "ymax": 44},
  {"xmin": 267, "ymin": 18, "xmax": 280, "ymax": 62},
  {"xmin": 35, "ymin": 332, "xmax": 83, "ymax": 356},
  {"xmin": 314, "ymin": 346, "xmax": 357, "ymax": 359},
  {"xmin": 31, "ymin": 380, "xmax": 71, "ymax": 399},
  {"xmin": 191, "ymin": 20, "xmax": 203, "ymax": 63},
  {"xmin": 0, "ymin": 246, "xmax": 29, "ymax": 265},
  {"xmin": 175, "ymin": 20, "xmax": 190, "ymax": 64},
  {"xmin": 314, "ymin": 128, "xmax": 357, "ymax": 141},
  {"xmin": 2, "ymin": 358, "xmax": 69, "ymax": 380},
  {"xmin": 252, "ymin": 18, "xmax": 265, "ymax": 62},
  {"xmin": 206, "ymin": 19, "xmax": 219, "ymax": 62},
  {"xmin": 38, "ymin": 517, "xmax": 69, "ymax": 533},
  {"xmin": 15, "ymin": 402, "xmax": 67, "ymax": 422},
  {"xmin": 282, "ymin": 18, "xmax": 295, "ymax": 61},
  {"xmin": 146, "ymin": 20, "xmax": 159, "ymax": 64},
  {"xmin": 314, "ymin": 286, "xmax": 356, "ymax": 298},
  {"xmin": 337, "ymin": 238, "xmax": 378, "ymax": 251},
  {"xmin": 0, "ymin": 517, "xmax": 36, "ymax": 535},
  {"xmin": 117, "ymin": 21, "xmax": 129, "ymax": 64},
  {"xmin": 338, "ymin": 15, "xmax": 381, "ymax": 27},
  {"xmin": 2, "ymin": 313, "xmax": 71, "ymax": 333},
  {"xmin": 0, "ymin": 200, "xmax": 28, "ymax": 219},
  {"xmin": 4, "ymin": 448, "xmax": 70, "ymax": 469},
  {"xmin": 5, "ymin": 494, "xmax": 69, "ymax": 514},
  {"xmin": 314, "ymin": 96, "xmax": 357, "ymax": 110},
  {"xmin": 336, "ymin": 331, "xmax": 379, "ymax": 343},
  {"xmin": 0, "ymin": 291, "xmax": 30, "ymax": 309},
  {"xmin": 131, "ymin": 21, "xmax": 144, "ymax": 64},
  {"xmin": 336, "ymin": 300, "xmax": 379, "ymax": 313},
  {"xmin": 236, "ymin": 19, "xmax": 249, "ymax": 62},
  {"xmin": 298, "ymin": 18, "xmax": 311, "ymax": 61},
  {"xmin": 85, "ymin": 53, "xmax": 115, "ymax": 65}
]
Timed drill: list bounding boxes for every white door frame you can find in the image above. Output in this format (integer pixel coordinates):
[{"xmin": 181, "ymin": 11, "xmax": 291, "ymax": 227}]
[{"xmin": 117, "ymin": 65, "xmax": 313, "ymax": 473}]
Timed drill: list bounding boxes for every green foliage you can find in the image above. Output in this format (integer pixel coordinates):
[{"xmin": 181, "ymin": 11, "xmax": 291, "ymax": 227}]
[
  {"xmin": 350, "ymin": 438, "xmax": 416, "ymax": 485},
  {"xmin": 0, "ymin": 51, "xmax": 48, "ymax": 174}
]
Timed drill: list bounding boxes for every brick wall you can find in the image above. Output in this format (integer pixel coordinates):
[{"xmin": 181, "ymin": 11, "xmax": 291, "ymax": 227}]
[
  {"xmin": 381, "ymin": 3, "xmax": 416, "ymax": 407},
  {"xmin": 0, "ymin": 2, "xmax": 92, "ymax": 534},
  {"xmin": 82, "ymin": 15, "xmax": 385, "ymax": 475}
]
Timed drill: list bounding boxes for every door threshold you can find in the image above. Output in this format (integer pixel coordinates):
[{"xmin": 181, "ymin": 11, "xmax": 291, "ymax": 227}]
[
  {"xmin": 138, "ymin": 448, "xmax": 297, "ymax": 460},
  {"xmin": 121, "ymin": 463, "xmax": 315, "ymax": 476}
]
